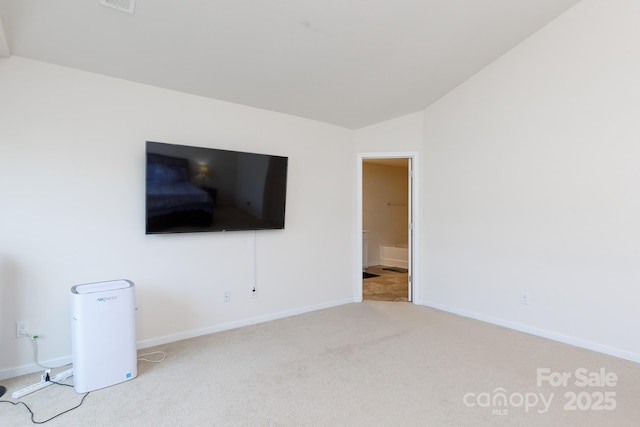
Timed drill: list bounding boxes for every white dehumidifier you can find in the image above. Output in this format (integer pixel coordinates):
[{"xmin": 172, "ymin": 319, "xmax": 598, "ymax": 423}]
[{"xmin": 71, "ymin": 279, "xmax": 137, "ymax": 393}]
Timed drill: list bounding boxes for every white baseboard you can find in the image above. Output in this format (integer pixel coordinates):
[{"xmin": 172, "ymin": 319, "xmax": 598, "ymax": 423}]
[
  {"xmin": 416, "ymin": 299, "xmax": 640, "ymax": 364},
  {"xmin": 379, "ymin": 257, "xmax": 408, "ymax": 269},
  {"xmin": 136, "ymin": 297, "xmax": 354, "ymax": 350},
  {"xmin": 0, "ymin": 298, "xmax": 354, "ymax": 382},
  {"xmin": 0, "ymin": 356, "xmax": 73, "ymax": 381}
]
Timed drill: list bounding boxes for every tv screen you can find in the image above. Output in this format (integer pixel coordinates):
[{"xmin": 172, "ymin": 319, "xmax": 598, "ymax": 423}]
[{"xmin": 146, "ymin": 141, "xmax": 288, "ymax": 234}]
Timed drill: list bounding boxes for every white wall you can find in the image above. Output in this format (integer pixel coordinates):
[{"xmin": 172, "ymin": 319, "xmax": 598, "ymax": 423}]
[
  {"xmin": 421, "ymin": 0, "xmax": 640, "ymax": 361},
  {"xmin": 0, "ymin": 57, "xmax": 355, "ymax": 378},
  {"xmin": 0, "ymin": 15, "xmax": 9, "ymax": 58},
  {"xmin": 354, "ymin": 112, "xmax": 424, "ymax": 153}
]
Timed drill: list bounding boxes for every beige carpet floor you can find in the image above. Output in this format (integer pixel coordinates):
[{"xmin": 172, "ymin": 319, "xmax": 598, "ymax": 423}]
[{"xmin": 1, "ymin": 301, "xmax": 639, "ymax": 426}]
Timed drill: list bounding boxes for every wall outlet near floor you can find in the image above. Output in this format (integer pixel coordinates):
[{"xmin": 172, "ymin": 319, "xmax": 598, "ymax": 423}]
[
  {"xmin": 521, "ymin": 292, "xmax": 530, "ymax": 305},
  {"xmin": 223, "ymin": 290, "xmax": 230, "ymax": 303},
  {"xmin": 250, "ymin": 286, "xmax": 257, "ymax": 298},
  {"xmin": 16, "ymin": 320, "xmax": 29, "ymax": 338}
]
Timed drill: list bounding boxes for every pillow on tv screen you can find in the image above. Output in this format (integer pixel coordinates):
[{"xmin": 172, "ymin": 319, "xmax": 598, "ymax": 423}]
[{"xmin": 147, "ymin": 163, "xmax": 186, "ymax": 184}]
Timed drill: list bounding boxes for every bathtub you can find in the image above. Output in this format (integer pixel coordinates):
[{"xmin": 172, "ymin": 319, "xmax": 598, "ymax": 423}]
[{"xmin": 379, "ymin": 243, "xmax": 408, "ymax": 269}]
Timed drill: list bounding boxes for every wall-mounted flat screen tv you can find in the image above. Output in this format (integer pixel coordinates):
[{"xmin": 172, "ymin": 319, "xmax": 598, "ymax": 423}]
[{"xmin": 146, "ymin": 141, "xmax": 288, "ymax": 234}]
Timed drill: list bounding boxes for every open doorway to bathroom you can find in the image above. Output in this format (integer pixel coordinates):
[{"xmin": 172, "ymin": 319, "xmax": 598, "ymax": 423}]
[{"xmin": 356, "ymin": 152, "xmax": 418, "ymax": 303}]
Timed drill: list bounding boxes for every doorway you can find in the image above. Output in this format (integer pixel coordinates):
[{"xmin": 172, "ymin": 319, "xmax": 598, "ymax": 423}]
[{"xmin": 356, "ymin": 152, "xmax": 419, "ymax": 303}]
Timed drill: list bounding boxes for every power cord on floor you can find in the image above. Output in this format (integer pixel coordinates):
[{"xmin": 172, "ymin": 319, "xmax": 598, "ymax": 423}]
[
  {"xmin": 137, "ymin": 350, "xmax": 166, "ymax": 363},
  {"xmin": 19, "ymin": 330, "xmax": 71, "ymax": 370},
  {"xmin": 0, "ymin": 329, "xmax": 83, "ymax": 423},
  {"xmin": 0, "ymin": 380, "xmax": 89, "ymax": 424},
  {"xmin": 3, "ymin": 333, "xmax": 164, "ymax": 422}
]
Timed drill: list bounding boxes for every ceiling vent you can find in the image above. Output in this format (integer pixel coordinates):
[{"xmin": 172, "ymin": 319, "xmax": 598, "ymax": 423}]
[{"xmin": 99, "ymin": 0, "xmax": 136, "ymax": 14}]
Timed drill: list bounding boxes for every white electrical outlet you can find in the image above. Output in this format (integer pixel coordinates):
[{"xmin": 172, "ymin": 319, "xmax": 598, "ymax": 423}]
[
  {"xmin": 250, "ymin": 286, "xmax": 257, "ymax": 298},
  {"xmin": 521, "ymin": 292, "xmax": 530, "ymax": 305},
  {"xmin": 223, "ymin": 290, "xmax": 230, "ymax": 303},
  {"xmin": 16, "ymin": 320, "xmax": 29, "ymax": 338}
]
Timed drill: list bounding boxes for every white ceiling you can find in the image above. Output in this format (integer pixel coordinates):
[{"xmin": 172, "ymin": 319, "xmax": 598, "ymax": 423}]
[{"xmin": 0, "ymin": 0, "xmax": 581, "ymax": 129}]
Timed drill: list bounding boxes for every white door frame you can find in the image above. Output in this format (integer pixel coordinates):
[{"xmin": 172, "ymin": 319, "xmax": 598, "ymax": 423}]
[{"xmin": 355, "ymin": 151, "xmax": 419, "ymax": 303}]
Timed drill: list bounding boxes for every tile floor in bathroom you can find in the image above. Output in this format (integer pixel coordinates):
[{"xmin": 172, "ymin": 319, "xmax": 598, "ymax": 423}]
[{"xmin": 362, "ymin": 265, "xmax": 409, "ymax": 302}]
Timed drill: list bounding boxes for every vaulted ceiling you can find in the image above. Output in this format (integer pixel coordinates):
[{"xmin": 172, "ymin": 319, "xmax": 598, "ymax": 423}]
[{"xmin": 0, "ymin": 0, "xmax": 582, "ymax": 129}]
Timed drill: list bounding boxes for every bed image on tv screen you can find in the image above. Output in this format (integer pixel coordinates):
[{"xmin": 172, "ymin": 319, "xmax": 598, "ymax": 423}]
[
  {"xmin": 145, "ymin": 141, "xmax": 288, "ymax": 234},
  {"xmin": 146, "ymin": 152, "xmax": 215, "ymax": 233}
]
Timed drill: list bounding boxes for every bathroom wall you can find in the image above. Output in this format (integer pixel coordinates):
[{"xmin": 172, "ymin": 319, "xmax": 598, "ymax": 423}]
[{"xmin": 362, "ymin": 160, "xmax": 409, "ymax": 266}]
